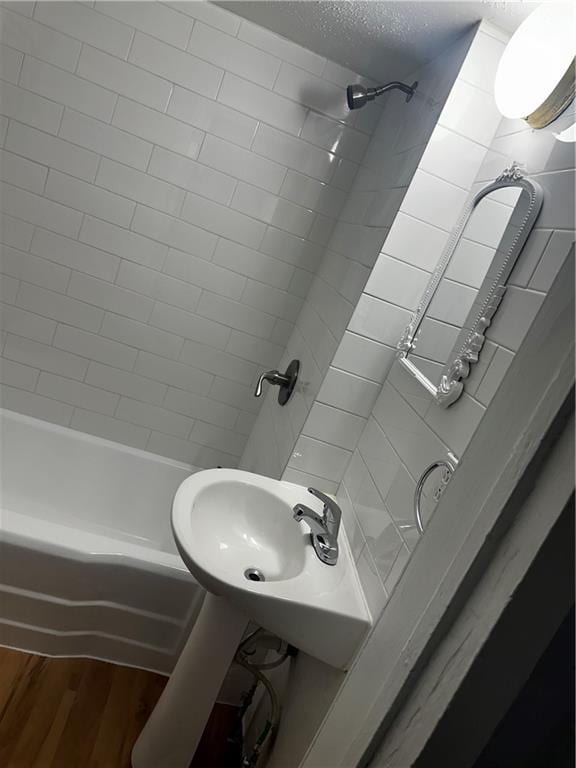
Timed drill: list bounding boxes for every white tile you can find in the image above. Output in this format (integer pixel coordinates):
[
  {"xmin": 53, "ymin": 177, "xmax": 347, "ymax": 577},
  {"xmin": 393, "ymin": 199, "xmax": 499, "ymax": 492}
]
[
  {"xmin": 274, "ymin": 63, "xmax": 349, "ymax": 121},
  {"xmin": 356, "ymin": 417, "xmax": 402, "ymax": 503},
  {"xmin": 196, "ymin": 292, "xmax": 276, "ymax": 339},
  {"xmin": 365, "ymin": 255, "xmax": 429, "ymax": 311},
  {"xmin": 226, "ymin": 330, "xmax": 283, "ymax": 367},
  {"xmin": 163, "ymin": 385, "xmax": 239, "ymax": 429},
  {"xmin": 458, "ymin": 30, "xmax": 505, "ymax": 94},
  {"xmin": 77, "ymin": 45, "xmax": 172, "ymax": 113},
  {"xmin": 168, "ymin": 86, "xmax": 257, "ymax": 149},
  {"xmin": 32, "ymin": 227, "xmax": 118, "ymax": 285},
  {"xmin": 382, "ymin": 212, "xmax": 448, "ymax": 272},
  {"xmin": 0, "ymin": 383, "xmax": 73, "ymax": 425},
  {"xmin": 86, "ymin": 360, "xmax": 166, "ymax": 405},
  {"xmin": 330, "ymin": 157, "xmax": 359, "ymax": 191},
  {"xmin": 348, "ymin": 294, "xmax": 412, "ymax": 347},
  {"xmin": 116, "ymin": 260, "xmax": 201, "ymax": 313},
  {"xmin": 6, "ymin": 121, "xmax": 99, "ymax": 182},
  {"xmin": 241, "ymin": 280, "xmax": 302, "ymax": 322},
  {"xmin": 179, "ymin": 339, "xmax": 256, "ymax": 386},
  {"xmin": 0, "ymin": 302, "xmax": 56, "ymax": 344},
  {"xmin": 0, "ymin": 81, "xmax": 63, "ymax": 135},
  {"xmin": 0, "ymin": 273, "xmax": 19, "ymax": 303},
  {"xmin": 279, "ymin": 171, "xmax": 346, "ymax": 218},
  {"xmin": 149, "ymin": 301, "xmax": 230, "ymax": 349},
  {"xmin": 0, "ymin": 7, "xmax": 81, "ymax": 71},
  {"xmin": 165, "ymin": 1, "xmax": 240, "ymax": 36},
  {"xmin": 303, "ymin": 403, "xmax": 365, "ymax": 451},
  {"xmin": 0, "ymin": 43, "xmax": 23, "ymax": 83},
  {"xmin": 0, "ymin": 181, "xmax": 82, "ymax": 237},
  {"xmin": 213, "ymin": 239, "xmax": 293, "ymax": 290},
  {"xmin": 288, "ymin": 268, "xmax": 314, "ymax": 298},
  {"xmin": 372, "ymin": 383, "xmax": 448, "ymax": 481},
  {"xmin": 231, "ymin": 182, "xmax": 314, "ymax": 238},
  {"xmin": 100, "ymin": 312, "xmax": 183, "ymax": 360},
  {"xmin": 199, "ymin": 135, "xmax": 286, "ymax": 195},
  {"xmin": 189, "ymin": 420, "xmax": 247, "ymax": 457},
  {"xmin": 188, "ymin": 21, "xmax": 280, "ymax": 89},
  {"xmin": 283, "ymin": 467, "xmax": 339, "ymax": 496},
  {"xmin": 269, "ymin": 318, "xmax": 294, "ymax": 346},
  {"xmin": 355, "ymin": 545, "xmax": 387, "ymax": 620},
  {"xmin": 70, "ymin": 408, "xmax": 150, "ymax": 450},
  {"xmin": 419, "ymin": 125, "xmax": 488, "ymax": 190},
  {"xmin": 44, "ymin": 171, "xmax": 134, "ymax": 228},
  {"xmin": 147, "ymin": 146, "xmax": 236, "ymax": 206},
  {"xmin": 131, "ymin": 205, "xmax": 217, "ymax": 260},
  {"xmin": 180, "ymin": 192, "xmax": 266, "ymax": 249},
  {"xmin": 411, "ymin": 318, "xmax": 459, "ymax": 366},
  {"xmin": 163, "ymin": 247, "xmax": 245, "ymax": 300},
  {"xmin": 218, "ymin": 73, "xmax": 306, "ymax": 136},
  {"xmin": 444, "ymin": 238, "xmax": 494, "ymax": 289},
  {"xmin": 116, "ymin": 395, "xmax": 194, "ymax": 438},
  {"xmin": 439, "ymin": 79, "xmax": 501, "ymax": 147},
  {"xmin": 0, "ymin": 147, "xmax": 47, "ymax": 193},
  {"xmin": 475, "ymin": 346, "xmax": 514, "ymax": 406},
  {"xmin": 425, "ymin": 392, "xmax": 485, "ymax": 456},
  {"xmin": 535, "ymin": 170, "xmax": 575, "ymax": 231},
  {"xmin": 260, "ymin": 227, "xmax": 323, "ymax": 272},
  {"xmin": 96, "ymin": 158, "xmax": 185, "ymax": 217},
  {"xmin": 209, "ymin": 375, "xmax": 258, "ymax": 413},
  {"xmin": 1, "ymin": 3, "xmax": 36, "ymax": 18},
  {"xmin": 400, "ymin": 170, "xmax": 468, "ymax": 233},
  {"xmin": 59, "ymin": 109, "xmax": 153, "ymax": 172},
  {"xmin": 235, "ymin": 411, "xmax": 257, "ymax": 437},
  {"xmin": 79, "ymin": 216, "xmax": 167, "ymax": 271},
  {"xmin": 317, "ymin": 367, "xmax": 381, "ymax": 418},
  {"xmin": 3, "ymin": 332, "xmax": 88, "ymax": 380},
  {"xmin": 112, "ymin": 97, "xmax": 204, "ymax": 158},
  {"xmin": 128, "ymin": 31, "xmax": 223, "ymax": 100},
  {"xmin": 1, "ymin": 243, "xmax": 70, "ymax": 292},
  {"xmin": 289, "ymin": 435, "xmax": 350, "ymax": 482},
  {"xmin": 67, "ymin": 272, "xmax": 153, "ymax": 323},
  {"xmin": 237, "ymin": 20, "xmax": 325, "ymax": 75},
  {"xmin": 36, "ymin": 371, "xmax": 119, "ymax": 415},
  {"xmin": 0, "ymin": 355, "xmax": 38, "ymax": 390},
  {"xmin": 19, "ymin": 56, "xmax": 116, "ymax": 122},
  {"xmin": 383, "ymin": 544, "xmax": 411, "ymax": 596},
  {"xmin": 34, "ymin": 1, "xmax": 133, "ymax": 58},
  {"xmin": 301, "ymin": 112, "xmax": 369, "ymax": 163},
  {"xmin": 332, "ymin": 332, "xmax": 396, "ymax": 383},
  {"xmin": 0, "ymin": 213, "xmax": 34, "ymax": 251},
  {"xmin": 17, "ymin": 282, "xmax": 103, "ymax": 332},
  {"xmin": 146, "ymin": 429, "xmax": 238, "ymax": 468},
  {"xmin": 530, "ymin": 232, "xmax": 575, "ymax": 293},
  {"xmin": 486, "ymin": 286, "xmax": 545, "ymax": 351},
  {"xmin": 94, "ymin": 1, "xmax": 193, "ymax": 49},
  {"xmin": 53, "ymin": 324, "xmax": 137, "ymax": 371},
  {"xmin": 253, "ymin": 125, "xmax": 335, "ymax": 183}
]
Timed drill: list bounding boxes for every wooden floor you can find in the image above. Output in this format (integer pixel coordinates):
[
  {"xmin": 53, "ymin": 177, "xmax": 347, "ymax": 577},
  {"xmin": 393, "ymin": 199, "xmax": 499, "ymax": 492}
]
[{"xmin": 0, "ymin": 647, "xmax": 240, "ymax": 768}]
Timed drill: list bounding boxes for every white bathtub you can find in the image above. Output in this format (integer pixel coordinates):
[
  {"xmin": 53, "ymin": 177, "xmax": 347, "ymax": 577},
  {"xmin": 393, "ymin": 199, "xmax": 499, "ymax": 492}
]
[{"xmin": 0, "ymin": 408, "xmax": 204, "ymax": 674}]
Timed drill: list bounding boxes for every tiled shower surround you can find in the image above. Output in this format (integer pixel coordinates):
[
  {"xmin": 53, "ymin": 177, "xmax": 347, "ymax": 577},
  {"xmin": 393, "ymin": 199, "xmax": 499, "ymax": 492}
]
[{"xmin": 0, "ymin": 0, "xmax": 379, "ymax": 465}]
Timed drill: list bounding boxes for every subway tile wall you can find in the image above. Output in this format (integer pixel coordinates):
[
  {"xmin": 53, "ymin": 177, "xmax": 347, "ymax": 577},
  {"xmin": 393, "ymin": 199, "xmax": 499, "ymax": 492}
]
[
  {"xmin": 334, "ymin": 23, "xmax": 575, "ymax": 620},
  {"xmin": 239, "ymin": 29, "xmax": 476, "ymax": 483},
  {"xmin": 0, "ymin": 0, "xmax": 379, "ymax": 465}
]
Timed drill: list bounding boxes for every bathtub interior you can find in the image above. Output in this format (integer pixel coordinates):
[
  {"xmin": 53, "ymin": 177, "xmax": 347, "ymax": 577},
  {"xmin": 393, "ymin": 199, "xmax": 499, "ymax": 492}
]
[{"xmin": 0, "ymin": 408, "xmax": 193, "ymax": 552}]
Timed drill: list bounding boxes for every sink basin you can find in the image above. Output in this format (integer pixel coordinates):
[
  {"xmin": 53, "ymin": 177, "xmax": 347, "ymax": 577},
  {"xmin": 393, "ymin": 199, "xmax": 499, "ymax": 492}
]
[{"xmin": 172, "ymin": 469, "xmax": 371, "ymax": 669}]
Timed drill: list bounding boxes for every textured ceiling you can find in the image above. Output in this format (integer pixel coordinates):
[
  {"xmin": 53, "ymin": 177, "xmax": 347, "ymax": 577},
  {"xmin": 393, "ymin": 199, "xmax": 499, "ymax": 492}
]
[{"xmin": 216, "ymin": 1, "xmax": 540, "ymax": 82}]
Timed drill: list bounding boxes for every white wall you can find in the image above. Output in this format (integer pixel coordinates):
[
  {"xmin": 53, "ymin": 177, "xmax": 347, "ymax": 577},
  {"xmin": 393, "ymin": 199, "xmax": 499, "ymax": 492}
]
[
  {"xmin": 0, "ymin": 0, "xmax": 376, "ymax": 466},
  {"xmin": 239, "ymin": 29, "xmax": 475, "ymax": 484}
]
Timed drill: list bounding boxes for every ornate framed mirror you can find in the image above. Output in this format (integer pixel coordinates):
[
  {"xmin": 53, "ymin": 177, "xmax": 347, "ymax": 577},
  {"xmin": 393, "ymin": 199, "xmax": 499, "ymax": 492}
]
[{"xmin": 397, "ymin": 164, "xmax": 543, "ymax": 407}]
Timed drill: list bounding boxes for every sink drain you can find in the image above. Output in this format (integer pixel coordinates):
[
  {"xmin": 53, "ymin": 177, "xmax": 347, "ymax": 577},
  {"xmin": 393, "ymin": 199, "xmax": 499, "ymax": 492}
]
[{"xmin": 244, "ymin": 567, "xmax": 265, "ymax": 582}]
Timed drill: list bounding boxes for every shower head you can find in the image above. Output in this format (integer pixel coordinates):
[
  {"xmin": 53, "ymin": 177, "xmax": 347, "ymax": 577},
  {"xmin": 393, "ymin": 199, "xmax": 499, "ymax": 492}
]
[{"xmin": 346, "ymin": 80, "xmax": 418, "ymax": 110}]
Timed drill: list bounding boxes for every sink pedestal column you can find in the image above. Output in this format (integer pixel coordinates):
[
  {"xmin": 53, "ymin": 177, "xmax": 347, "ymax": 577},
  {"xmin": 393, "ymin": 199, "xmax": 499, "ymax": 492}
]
[{"xmin": 132, "ymin": 593, "xmax": 249, "ymax": 768}]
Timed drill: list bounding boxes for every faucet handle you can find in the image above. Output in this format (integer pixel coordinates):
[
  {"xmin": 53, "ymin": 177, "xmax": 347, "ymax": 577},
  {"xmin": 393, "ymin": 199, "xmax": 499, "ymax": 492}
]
[{"xmin": 307, "ymin": 487, "xmax": 341, "ymax": 523}]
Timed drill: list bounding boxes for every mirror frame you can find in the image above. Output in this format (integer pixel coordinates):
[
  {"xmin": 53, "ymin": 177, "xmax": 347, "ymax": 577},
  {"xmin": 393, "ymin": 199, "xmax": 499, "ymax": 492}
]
[{"xmin": 397, "ymin": 163, "xmax": 544, "ymax": 407}]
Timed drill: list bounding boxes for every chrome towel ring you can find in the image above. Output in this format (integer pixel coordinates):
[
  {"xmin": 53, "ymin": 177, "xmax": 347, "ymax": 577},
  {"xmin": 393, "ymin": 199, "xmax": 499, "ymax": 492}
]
[{"xmin": 414, "ymin": 454, "xmax": 459, "ymax": 534}]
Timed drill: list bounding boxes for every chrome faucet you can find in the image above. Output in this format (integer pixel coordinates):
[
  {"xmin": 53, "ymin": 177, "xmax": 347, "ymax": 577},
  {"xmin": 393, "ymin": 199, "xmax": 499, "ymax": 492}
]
[{"xmin": 293, "ymin": 488, "xmax": 341, "ymax": 566}]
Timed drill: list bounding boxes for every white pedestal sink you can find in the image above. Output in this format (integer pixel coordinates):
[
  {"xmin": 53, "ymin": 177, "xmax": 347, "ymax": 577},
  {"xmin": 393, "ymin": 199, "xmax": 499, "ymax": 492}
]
[{"xmin": 132, "ymin": 469, "xmax": 370, "ymax": 768}]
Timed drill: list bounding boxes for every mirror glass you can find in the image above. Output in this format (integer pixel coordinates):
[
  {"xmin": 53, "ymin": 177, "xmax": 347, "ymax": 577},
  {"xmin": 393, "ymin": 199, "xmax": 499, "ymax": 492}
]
[{"xmin": 397, "ymin": 167, "xmax": 543, "ymax": 406}]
